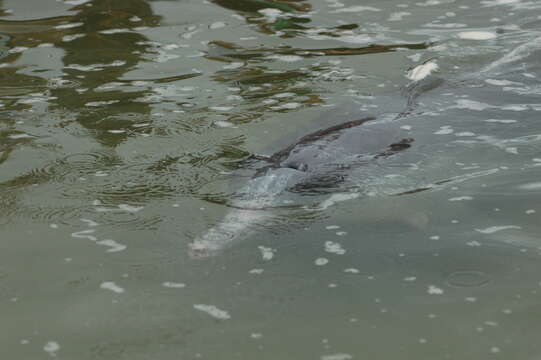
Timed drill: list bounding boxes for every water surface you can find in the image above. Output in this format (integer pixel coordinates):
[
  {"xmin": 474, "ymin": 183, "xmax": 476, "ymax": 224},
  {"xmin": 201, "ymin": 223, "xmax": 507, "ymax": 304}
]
[{"xmin": 1, "ymin": 0, "xmax": 541, "ymax": 359}]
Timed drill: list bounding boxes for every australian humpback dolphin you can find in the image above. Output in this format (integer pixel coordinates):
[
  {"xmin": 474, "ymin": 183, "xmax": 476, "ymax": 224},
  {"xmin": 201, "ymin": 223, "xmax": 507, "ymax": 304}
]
[{"xmin": 191, "ymin": 62, "xmax": 441, "ymax": 258}]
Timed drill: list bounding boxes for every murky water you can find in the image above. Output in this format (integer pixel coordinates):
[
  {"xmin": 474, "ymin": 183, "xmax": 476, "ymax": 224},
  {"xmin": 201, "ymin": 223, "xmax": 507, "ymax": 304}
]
[{"xmin": 2, "ymin": 0, "xmax": 541, "ymax": 358}]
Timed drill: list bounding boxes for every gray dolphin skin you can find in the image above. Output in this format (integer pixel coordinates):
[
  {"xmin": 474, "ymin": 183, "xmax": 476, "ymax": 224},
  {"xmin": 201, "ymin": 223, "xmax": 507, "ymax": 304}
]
[{"xmin": 191, "ymin": 74, "xmax": 441, "ymax": 258}]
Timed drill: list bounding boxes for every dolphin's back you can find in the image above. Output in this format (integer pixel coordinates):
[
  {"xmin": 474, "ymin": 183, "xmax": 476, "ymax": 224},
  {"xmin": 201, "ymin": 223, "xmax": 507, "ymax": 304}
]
[{"xmin": 261, "ymin": 117, "xmax": 412, "ymax": 189}]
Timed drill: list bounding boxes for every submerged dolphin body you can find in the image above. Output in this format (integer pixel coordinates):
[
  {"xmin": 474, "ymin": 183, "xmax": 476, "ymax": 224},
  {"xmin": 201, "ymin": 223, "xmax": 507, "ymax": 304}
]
[
  {"xmin": 190, "ymin": 116, "xmax": 419, "ymax": 257},
  {"xmin": 190, "ymin": 74, "xmax": 442, "ymax": 258}
]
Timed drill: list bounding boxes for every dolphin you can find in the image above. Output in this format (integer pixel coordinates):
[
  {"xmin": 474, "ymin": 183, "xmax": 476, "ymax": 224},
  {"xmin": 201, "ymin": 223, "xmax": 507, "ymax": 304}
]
[
  {"xmin": 190, "ymin": 116, "xmax": 422, "ymax": 258},
  {"xmin": 190, "ymin": 67, "xmax": 443, "ymax": 258}
]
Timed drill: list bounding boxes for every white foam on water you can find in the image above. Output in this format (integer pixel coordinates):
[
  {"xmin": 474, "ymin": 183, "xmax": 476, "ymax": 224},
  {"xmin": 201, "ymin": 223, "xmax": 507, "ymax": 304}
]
[
  {"xmin": 448, "ymin": 196, "xmax": 473, "ymax": 201},
  {"xmin": 457, "ymin": 31, "xmax": 497, "ymax": 40},
  {"xmin": 55, "ymin": 22, "xmax": 83, "ymax": 30},
  {"xmin": 332, "ymin": 5, "xmax": 381, "ymax": 12},
  {"xmin": 209, "ymin": 106, "xmax": 233, "ymax": 111},
  {"xmin": 455, "ymin": 131, "xmax": 476, "ymax": 137},
  {"xmin": 481, "ymin": 0, "xmax": 521, "ymax": 6},
  {"xmin": 485, "ymin": 79, "xmax": 522, "ymax": 86},
  {"xmin": 193, "ymin": 304, "xmax": 231, "ymax": 320},
  {"xmin": 215, "ymin": 120, "xmax": 236, "ymax": 128},
  {"xmin": 162, "ymin": 282, "xmax": 186, "ymax": 288},
  {"xmin": 80, "ymin": 218, "xmax": 99, "ymax": 227},
  {"xmin": 484, "ymin": 119, "xmax": 517, "ymax": 123},
  {"xmin": 270, "ymin": 102, "xmax": 301, "ymax": 110},
  {"xmin": 222, "ymin": 62, "xmax": 243, "ymax": 70},
  {"xmin": 258, "ymin": 246, "xmax": 275, "ymax": 261},
  {"xmin": 388, "ymin": 11, "xmax": 411, "ymax": 21},
  {"xmin": 427, "ymin": 285, "xmax": 444, "ymax": 295},
  {"xmin": 315, "ymin": 258, "xmax": 329, "ymax": 266},
  {"xmin": 65, "ymin": 0, "xmax": 91, "ymax": 5},
  {"xmin": 8, "ymin": 133, "xmax": 34, "ymax": 139},
  {"xmin": 321, "ymin": 353, "xmax": 353, "ymax": 360},
  {"xmin": 453, "ymin": 99, "xmax": 492, "ymax": 111},
  {"xmin": 100, "ymin": 281, "xmax": 124, "ymax": 294},
  {"xmin": 325, "ymin": 241, "xmax": 346, "ymax": 255},
  {"xmin": 118, "ymin": 204, "xmax": 144, "ymax": 212},
  {"xmin": 44, "ymin": 341, "xmax": 60, "ymax": 356},
  {"xmin": 266, "ymin": 55, "xmax": 304, "ymax": 62},
  {"xmin": 71, "ymin": 229, "xmax": 97, "ymax": 241},
  {"xmin": 434, "ymin": 126, "xmax": 453, "ymax": 135},
  {"xmin": 475, "ymin": 225, "xmax": 522, "ymax": 234},
  {"xmin": 518, "ymin": 182, "xmax": 541, "ymax": 190},
  {"xmin": 96, "ymin": 239, "xmax": 126, "ymax": 252}
]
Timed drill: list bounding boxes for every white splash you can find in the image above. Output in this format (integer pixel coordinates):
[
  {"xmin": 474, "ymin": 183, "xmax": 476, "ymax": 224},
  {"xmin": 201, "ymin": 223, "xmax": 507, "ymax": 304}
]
[
  {"xmin": 407, "ymin": 60, "xmax": 438, "ymax": 81},
  {"xmin": 193, "ymin": 304, "xmax": 231, "ymax": 320}
]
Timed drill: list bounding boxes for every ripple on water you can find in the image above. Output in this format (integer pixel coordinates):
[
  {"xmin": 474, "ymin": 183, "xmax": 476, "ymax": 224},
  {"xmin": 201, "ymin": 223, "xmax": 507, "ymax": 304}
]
[
  {"xmin": 62, "ymin": 152, "xmax": 122, "ymax": 173},
  {"xmin": 445, "ymin": 270, "xmax": 492, "ymax": 287},
  {"xmin": 89, "ymin": 342, "xmax": 126, "ymax": 360}
]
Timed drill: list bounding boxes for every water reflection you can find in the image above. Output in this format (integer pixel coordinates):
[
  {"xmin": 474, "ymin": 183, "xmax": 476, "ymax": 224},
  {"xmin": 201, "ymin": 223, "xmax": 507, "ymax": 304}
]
[{"xmin": 47, "ymin": 0, "xmax": 161, "ymax": 147}]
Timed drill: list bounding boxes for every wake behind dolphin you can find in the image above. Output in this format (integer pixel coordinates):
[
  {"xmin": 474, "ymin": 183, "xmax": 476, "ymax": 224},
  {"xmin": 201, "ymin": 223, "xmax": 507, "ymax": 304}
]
[{"xmin": 190, "ymin": 64, "xmax": 442, "ymax": 258}]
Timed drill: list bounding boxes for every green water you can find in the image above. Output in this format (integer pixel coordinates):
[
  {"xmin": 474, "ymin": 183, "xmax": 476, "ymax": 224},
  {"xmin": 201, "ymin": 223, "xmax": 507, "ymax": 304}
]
[{"xmin": 2, "ymin": 0, "xmax": 541, "ymax": 359}]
